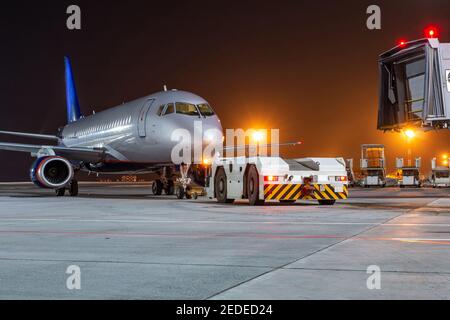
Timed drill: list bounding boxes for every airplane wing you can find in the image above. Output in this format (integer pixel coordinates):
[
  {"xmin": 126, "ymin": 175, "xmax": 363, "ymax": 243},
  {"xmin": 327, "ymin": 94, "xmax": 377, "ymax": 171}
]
[
  {"xmin": 0, "ymin": 130, "xmax": 59, "ymax": 141},
  {"xmin": 0, "ymin": 142, "xmax": 107, "ymax": 163}
]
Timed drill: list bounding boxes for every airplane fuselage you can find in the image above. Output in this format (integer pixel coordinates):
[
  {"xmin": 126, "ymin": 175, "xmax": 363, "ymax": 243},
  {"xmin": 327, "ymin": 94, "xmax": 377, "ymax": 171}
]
[{"xmin": 60, "ymin": 90, "xmax": 223, "ymax": 173}]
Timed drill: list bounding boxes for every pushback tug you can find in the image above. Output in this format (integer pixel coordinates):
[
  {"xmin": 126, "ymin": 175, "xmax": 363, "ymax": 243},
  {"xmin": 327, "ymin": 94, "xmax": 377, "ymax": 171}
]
[{"xmin": 206, "ymin": 156, "xmax": 349, "ymax": 206}]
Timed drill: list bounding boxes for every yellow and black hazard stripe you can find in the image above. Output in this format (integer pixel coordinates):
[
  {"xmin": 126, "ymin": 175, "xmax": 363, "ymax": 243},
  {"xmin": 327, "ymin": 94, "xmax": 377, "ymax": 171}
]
[
  {"xmin": 312, "ymin": 184, "xmax": 348, "ymax": 201},
  {"xmin": 264, "ymin": 184, "xmax": 348, "ymax": 201},
  {"xmin": 264, "ymin": 183, "xmax": 302, "ymax": 201}
]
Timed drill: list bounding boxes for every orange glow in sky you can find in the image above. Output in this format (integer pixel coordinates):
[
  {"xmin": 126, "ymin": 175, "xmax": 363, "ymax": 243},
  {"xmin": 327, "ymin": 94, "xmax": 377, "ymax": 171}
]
[
  {"xmin": 404, "ymin": 129, "xmax": 416, "ymax": 139},
  {"xmin": 252, "ymin": 130, "xmax": 265, "ymax": 143}
]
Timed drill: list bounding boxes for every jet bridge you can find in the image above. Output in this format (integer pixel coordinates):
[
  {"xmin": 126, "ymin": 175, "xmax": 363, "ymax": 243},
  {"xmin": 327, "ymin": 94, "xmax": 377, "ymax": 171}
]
[{"xmin": 378, "ymin": 37, "xmax": 450, "ymax": 131}]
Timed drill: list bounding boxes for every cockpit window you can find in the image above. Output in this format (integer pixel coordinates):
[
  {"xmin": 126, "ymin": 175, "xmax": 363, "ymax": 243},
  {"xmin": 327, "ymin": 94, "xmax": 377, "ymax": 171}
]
[
  {"xmin": 156, "ymin": 105, "xmax": 165, "ymax": 116},
  {"xmin": 163, "ymin": 103, "xmax": 174, "ymax": 115},
  {"xmin": 175, "ymin": 102, "xmax": 199, "ymax": 116},
  {"xmin": 197, "ymin": 103, "xmax": 215, "ymax": 116}
]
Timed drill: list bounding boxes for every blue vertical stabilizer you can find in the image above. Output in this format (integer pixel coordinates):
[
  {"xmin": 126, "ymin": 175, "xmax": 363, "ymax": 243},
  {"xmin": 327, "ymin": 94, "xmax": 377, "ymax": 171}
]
[{"xmin": 64, "ymin": 56, "xmax": 82, "ymax": 123}]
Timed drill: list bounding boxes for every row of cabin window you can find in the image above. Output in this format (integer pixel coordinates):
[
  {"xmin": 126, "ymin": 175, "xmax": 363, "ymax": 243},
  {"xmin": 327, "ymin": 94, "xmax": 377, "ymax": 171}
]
[{"xmin": 77, "ymin": 115, "xmax": 132, "ymax": 137}]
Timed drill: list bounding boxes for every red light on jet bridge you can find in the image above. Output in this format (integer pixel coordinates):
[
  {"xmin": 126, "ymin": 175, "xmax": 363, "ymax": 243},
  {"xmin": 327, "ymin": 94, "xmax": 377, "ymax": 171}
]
[
  {"xmin": 398, "ymin": 39, "xmax": 407, "ymax": 47},
  {"xmin": 425, "ymin": 26, "xmax": 439, "ymax": 38}
]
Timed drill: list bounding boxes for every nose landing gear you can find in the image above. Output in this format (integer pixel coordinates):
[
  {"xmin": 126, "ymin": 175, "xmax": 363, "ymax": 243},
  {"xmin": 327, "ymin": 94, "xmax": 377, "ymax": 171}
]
[{"xmin": 175, "ymin": 163, "xmax": 192, "ymax": 199}]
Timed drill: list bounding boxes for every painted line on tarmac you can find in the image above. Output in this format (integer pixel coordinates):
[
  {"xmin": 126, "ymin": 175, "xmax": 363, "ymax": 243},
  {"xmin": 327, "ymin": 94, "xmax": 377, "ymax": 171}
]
[
  {"xmin": 283, "ymin": 266, "xmax": 450, "ymax": 275},
  {"xmin": 0, "ymin": 229, "xmax": 346, "ymax": 239},
  {"xmin": 1, "ymin": 218, "xmax": 450, "ymax": 228},
  {"xmin": 0, "ymin": 257, "xmax": 272, "ymax": 269},
  {"xmin": 0, "ymin": 218, "xmax": 379, "ymax": 225},
  {"xmin": 2, "ymin": 228, "xmax": 450, "ymax": 245},
  {"xmin": 357, "ymin": 237, "xmax": 450, "ymax": 245}
]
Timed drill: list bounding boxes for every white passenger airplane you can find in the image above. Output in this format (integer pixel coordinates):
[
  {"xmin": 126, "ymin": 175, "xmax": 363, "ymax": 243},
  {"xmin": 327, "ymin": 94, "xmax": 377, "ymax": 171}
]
[{"xmin": 0, "ymin": 57, "xmax": 223, "ymax": 198}]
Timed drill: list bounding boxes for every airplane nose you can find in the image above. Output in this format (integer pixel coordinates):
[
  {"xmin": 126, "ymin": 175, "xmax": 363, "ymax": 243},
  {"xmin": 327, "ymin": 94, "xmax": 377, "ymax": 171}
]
[
  {"xmin": 203, "ymin": 130, "xmax": 222, "ymax": 143},
  {"xmin": 202, "ymin": 116, "xmax": 223, "ymax": 146}
]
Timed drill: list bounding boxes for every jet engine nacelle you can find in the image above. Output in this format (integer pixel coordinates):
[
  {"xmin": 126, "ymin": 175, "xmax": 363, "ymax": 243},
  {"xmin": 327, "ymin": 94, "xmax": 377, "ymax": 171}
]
[{"xmin": 30, "ymin": 156, "xmax": 74, "ymax": 189}]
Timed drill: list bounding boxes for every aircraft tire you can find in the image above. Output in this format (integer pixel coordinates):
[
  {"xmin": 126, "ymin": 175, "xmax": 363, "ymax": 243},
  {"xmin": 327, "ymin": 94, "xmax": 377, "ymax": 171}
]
[
  {"xmin": 165, "ymin": 180, "xmax": 175, "ymax": 195},
  {"xmin": 68, "ymin": 179, "xmax": 79, "ymax": 197},
  {"xmin": 185, "ymin": 186, "xmax": 192, "ymax": 199},
  {"xmin": 55, "ymin": 188, "xmax": 66, "ymax": 197},
  {"xmin": 176, "ymin": 186, "xmax": 185, "ymax": 199},
  {"xmin": 152, "ymin": 180, "xmax": 163, "ymax": 195}
]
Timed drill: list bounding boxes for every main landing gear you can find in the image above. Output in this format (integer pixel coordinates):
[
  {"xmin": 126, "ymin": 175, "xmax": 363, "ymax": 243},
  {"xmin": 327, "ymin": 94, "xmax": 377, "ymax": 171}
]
[
  {"xmin": 151, "ymin": 164, "xmax": 199, "ymax": 200},
  {"xmin": 152, "ymin": 180, "xmax": 163, "ymax": 195},
  {"xmin": 151, "ymin": 166, "xmax": 176, "ymax": 196},
  {"xmin": 55, "ymin": 179, "xmax": 79, "ymax": 197},
  {"xmin": 152, "ymin": 179, "xmax": 175, "ymax": 196}
]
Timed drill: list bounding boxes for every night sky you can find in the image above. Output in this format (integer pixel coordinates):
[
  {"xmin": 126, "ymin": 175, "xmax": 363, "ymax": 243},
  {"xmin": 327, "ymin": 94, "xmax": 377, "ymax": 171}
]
[{"xmin": 1, "ymin": 0, "xmax": 450, "ymax": 181}]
